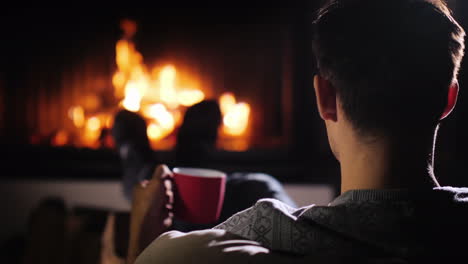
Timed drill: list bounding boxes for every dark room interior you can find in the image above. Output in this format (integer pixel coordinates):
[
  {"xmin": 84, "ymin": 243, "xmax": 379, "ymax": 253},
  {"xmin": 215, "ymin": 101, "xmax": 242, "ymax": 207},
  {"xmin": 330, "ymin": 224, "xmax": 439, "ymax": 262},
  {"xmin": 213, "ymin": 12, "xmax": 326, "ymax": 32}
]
[{"xmin": 1, "ymin": 2, "xmax": 468, "ymax": 263}]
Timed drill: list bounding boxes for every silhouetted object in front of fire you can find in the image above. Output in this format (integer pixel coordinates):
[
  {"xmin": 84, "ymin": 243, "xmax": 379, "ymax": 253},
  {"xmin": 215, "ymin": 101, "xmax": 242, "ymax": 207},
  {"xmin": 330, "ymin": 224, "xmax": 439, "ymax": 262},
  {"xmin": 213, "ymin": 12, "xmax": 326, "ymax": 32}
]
[
  {"xmin": 175, "ymin": 100, "xmax": 222, "ymax": 167},
  {"xmin": 112, "ymin": 109, "xmax": 157, "ymax": 201}
]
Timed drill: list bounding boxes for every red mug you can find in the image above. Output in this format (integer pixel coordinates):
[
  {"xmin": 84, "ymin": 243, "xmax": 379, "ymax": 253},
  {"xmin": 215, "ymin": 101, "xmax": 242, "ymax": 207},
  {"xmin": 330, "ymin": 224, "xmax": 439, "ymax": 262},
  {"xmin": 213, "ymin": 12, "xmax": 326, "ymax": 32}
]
[{"xmin": 172, "ymin": 167, "xmax": 227, "ymax": 224}]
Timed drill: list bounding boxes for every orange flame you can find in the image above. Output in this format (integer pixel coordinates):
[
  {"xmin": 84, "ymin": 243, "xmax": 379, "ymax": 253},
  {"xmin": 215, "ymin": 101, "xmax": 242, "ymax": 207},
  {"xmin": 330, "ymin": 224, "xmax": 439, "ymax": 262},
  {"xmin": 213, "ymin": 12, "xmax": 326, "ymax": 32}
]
[
  {"xmin": 68, "ymin": 106, "xmax": 85, "ymax": 128},
  {"xmin": 64, "ymin": 19, "xmax": 251, "ymax": 150},
  {"xmin": 52, "ymin": 130, "xmax": 69, "ymax": 146},
  {"xmin": 219, "ymin": 92, "xmax": 236, "ymax": 115},
  {"xmin": 177, "ymin": 90, "xmax": 205, "ymax": 107},
  {"xmin": 82, "ymin": 116, "xmax": 102, "ymax": 148},
  {"xmin": 223, "ymin": 102, "xmax": 251, "ymax": 136},
  {"xmin": 87, "ymin": 116, "xmax": 101, "ymax": 131},
  {"xmin": 142, "ymin": 104, "xmax": 175, "ymax": 129},
  {"xmin": 122, "ymin": 80, "xmax": 146, "ymax": 112},
  {"xmin": 159, "ymin": 65, "xmax": 179, "ymax": 109},
  {"xmin": 145, "ymin": 104, "xmax": 175, "ymax": 141},
  {"xmin": 219, "ymin": 93, "xmax": 251, "ymax": 136},
  {"xmin": 147, "ymin": 123, "xmax": 164, "ymax": 141}
]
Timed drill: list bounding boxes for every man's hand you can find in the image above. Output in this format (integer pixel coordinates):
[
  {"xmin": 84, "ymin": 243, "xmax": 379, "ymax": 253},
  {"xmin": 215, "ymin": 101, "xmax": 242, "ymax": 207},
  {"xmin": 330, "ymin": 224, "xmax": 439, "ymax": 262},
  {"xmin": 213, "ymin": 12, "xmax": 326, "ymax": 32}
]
[{"xmin": 127, "ymin": 164, "xmax": 174, "ymax": 264}]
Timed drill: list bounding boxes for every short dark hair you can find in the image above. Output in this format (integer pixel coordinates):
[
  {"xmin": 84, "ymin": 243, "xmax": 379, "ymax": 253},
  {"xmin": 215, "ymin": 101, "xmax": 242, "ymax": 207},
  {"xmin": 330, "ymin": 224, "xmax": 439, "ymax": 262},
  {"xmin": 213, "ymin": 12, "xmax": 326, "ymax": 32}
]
[{"xmin": 312, "ymin": 0, "xmax": 465, "ymax": 137}]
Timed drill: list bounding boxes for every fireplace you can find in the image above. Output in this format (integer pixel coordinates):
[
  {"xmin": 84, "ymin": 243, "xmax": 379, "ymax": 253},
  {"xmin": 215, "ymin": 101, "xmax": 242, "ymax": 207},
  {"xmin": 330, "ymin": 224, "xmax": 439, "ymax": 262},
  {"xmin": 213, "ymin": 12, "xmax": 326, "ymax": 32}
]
[
  {"xmin": 53, "ymin": 18, "xmax": 260, "ymax": 152},
  {"xmin": 3, "ymin": 3, "xmax": 468, "ymax": 195},
  {"xmin": 2, "ymin": 8, "xmax": 306, "ymax": 152},
  {"xmin": 1, "ymin": 5, "xmax": 341, "ymax": 189}
]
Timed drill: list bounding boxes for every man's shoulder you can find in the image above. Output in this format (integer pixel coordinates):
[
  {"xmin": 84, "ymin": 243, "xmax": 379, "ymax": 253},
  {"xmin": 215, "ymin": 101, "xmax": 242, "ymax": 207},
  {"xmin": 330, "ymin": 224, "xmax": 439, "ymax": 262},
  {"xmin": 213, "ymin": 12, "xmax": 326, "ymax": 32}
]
[
  {"xmin": 135, "ymin": 229, "xmax": 303, "ymax": 264},
  {"xmin": 215, "ymin": 198, "xmax": 314, "ymax": 230},
  {"xmin": 135, "ymin": 229, "xmax": 405, "ymax": 264}
]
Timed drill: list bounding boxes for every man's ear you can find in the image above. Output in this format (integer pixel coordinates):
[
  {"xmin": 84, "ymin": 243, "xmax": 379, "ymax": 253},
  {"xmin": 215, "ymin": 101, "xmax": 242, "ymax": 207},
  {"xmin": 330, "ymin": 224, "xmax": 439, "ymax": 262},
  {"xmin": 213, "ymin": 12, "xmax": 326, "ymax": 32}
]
[
  {"xmin": 440, "ymin": 81, "xmax": 459, "ymax": 120},
  {"xmin": 314, "ymin": 75, "xmax": 338, "ymax": 122}
]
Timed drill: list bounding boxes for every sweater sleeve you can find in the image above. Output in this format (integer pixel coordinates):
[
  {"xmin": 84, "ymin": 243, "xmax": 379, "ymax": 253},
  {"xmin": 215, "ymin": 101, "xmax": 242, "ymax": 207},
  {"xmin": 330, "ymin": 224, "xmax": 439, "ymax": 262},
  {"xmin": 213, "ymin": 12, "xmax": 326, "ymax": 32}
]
[
  {"xmin": 134, "ymin": 229, "xmax": 302, "ymax": 264},
  {"xmin": 213, "ymin": 198, "xmax": 317, "ymax": 253}
]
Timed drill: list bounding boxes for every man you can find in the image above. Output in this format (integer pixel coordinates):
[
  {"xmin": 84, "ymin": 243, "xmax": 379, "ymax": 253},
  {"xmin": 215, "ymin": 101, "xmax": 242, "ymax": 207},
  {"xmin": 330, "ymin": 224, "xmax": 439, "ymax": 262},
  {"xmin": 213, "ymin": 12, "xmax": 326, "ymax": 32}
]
[{"xmin": 123, "ymin": 0, "xmax": 467, "ymax": 262}]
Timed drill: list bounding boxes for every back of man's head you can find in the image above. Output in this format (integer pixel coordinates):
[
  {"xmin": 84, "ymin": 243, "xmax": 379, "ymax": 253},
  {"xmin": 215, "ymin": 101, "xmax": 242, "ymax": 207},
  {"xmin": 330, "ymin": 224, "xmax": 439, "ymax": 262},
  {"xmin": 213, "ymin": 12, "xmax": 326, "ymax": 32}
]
[{"xmin": 312, "ymin": 0, "xmax": 465, "ymax": 139}]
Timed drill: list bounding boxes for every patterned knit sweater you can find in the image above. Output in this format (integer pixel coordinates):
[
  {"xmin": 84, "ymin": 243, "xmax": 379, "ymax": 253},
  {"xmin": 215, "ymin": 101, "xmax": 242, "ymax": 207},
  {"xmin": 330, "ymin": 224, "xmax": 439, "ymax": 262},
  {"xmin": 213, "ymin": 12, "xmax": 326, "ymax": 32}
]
[{"xmin": 214, "ymin": 187, "xmax": 468, "ymax": 258}]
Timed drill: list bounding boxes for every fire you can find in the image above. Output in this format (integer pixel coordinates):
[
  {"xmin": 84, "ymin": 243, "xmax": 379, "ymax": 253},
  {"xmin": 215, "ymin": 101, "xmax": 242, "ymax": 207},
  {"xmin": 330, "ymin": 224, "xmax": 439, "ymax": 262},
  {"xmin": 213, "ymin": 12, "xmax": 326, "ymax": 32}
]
[
  {"xmin": 223, "ymin": 103, "xmax": 251, "ymax": 136},
  {"xmin": 52, "ymin": 130, "xmax": 69, "ymax": 146},
  {"xmin": 219, "ymin": 93, "xmax": 251, "ymax": 136},
  {"xmin": 219, "ymin": 93, "xmax": 236, "ymax": 116},
  {"xmin": 122, "ymin": 80, "xmax": 145, "ymax": 112},
  {"xmin": 63, "ymin": 19, "xmax": 251, "ymax": 151},
  {"xmin": 142, "ymin": 104, "xmax": 175, "ymax": 131},
  {"xmin": 112, "ymin": 71, "xmax": 126, "ymax": 91},
  {"xmin": 105, "ymin": 114, "xmax": 114, "ymax": 129},
  {"xmin": 147, "ymin": 123, "xmax": 164, "ymax": 141},
  {"xmin": 144, "ymin": 104, "xmax": 175, "ymax": 141},
  {"xmin": 87, "ymin": 117, "xmax": 101, "ymax": 131},
  {"xmin": 69, "ymin": 106, "xmax": 85, "ymax": 128},
  {"xmin": 177, "ymin": 90, "xmax": 205, "ymax": 107},
  {"xmin": 82, "ymin": 116, "xmax": 102, "ymax": 148},
  {"xmin": 159, "ymin": 65, "xmax": 178, "ymax": 108}
]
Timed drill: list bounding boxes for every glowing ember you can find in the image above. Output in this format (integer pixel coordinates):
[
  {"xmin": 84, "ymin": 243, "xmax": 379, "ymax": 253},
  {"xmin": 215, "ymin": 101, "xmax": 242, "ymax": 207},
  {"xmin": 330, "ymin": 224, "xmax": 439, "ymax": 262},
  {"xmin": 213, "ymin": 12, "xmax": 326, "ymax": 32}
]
[{"xmin": 52, "ymin": 130, "xmax": 69, "ymax": 146}]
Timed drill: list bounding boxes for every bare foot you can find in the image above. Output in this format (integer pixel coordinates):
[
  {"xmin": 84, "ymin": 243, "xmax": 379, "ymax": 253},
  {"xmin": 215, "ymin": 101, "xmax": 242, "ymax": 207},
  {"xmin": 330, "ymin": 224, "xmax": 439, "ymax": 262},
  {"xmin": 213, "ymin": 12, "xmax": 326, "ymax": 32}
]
[
  {"xmin": 101, "ymin": 214, "xmax": 124, "ymax": 264},
  {"xmin": 127, "ymin": 165, "xmax": 174, "ymax": 264}
]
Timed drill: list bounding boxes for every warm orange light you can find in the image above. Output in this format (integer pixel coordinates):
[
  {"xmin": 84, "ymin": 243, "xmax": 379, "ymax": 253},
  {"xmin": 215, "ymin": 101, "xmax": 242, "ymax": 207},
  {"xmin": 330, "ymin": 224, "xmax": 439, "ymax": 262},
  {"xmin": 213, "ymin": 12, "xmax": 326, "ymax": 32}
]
[
  {"xmin": 69, "ymin": 106, "xmax": 85, "ymax": 128},
  {"xmin": 219, "ymin": 139, "xmax": 249, "ymax": 152},
  {"xmin": 47, "ymin": 19, "xmax": 255, "ymax": 150},
  {"xmin": 116, "ymin": 40, "xmax": 143, "ymax": 72},
  {"xmin": 142, "ymin": 103, "xmax": 175, "ymax": 132},
  {"xmin": 219, "ymin": 92, "xmax": 236, "ymax": 115},
  {"xmin": 147, "ymin": 123, "xmax": 164, "ymax": 141},
  {"xmin": 177, "ymin": 90, "xmax": 205, "ymax": 107},
  {"xmin": 52, "ymin": 130, "xmax": 69, "ymax": 146},
  {"xmin": 172, "ymin": 109, "xmax": 183, "ymax": 126},
  {"xmin": 112, "ymin": 71, "xmax": 126, "ymax": 89},
  {"xmin": 121, "ymin": 19, "xmax": 137, "ymax": 38},
  {"xmin": 159, "ymin": 65, "xmax": 178, "ymax": 108},
  {"xmin": 223, "ymin": 102, "xmax": 251, "ymax": 136},
  {"xmin": 104, "ymin": 20, "xmax": 251, "ymax": 149},
  {"xmin": 122, "ymin": 81, "xmax": 145, "ymax": 112},
  {"xmin": 82, "ymin": 116, "xmax": 102, "ymax": 148},
  {"xmin": 116, "ymin": 40, "xmax": 132, "ymax": 73},
  {"xmin": 114, "ymin": 19, "xmax": 148, "ymax": 102},
  {"xmin": 104, "ymin": 114, "xmax": 114, "ymax": 129},
  {"xmin": 160, "ymin": 65, "xmax": 176, "ymax": 80},
  {"xmin": 87, "ymin": 117, "xmax": 101, "ymax": 131}
]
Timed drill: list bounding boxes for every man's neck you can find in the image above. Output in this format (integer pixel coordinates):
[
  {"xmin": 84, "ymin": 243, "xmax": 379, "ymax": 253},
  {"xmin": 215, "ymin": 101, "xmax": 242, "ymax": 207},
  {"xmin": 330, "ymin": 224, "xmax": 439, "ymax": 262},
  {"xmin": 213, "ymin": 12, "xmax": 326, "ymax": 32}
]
[{"xmin": 339, "ymin": 137, "xmax": 435, "ymax": 194}]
